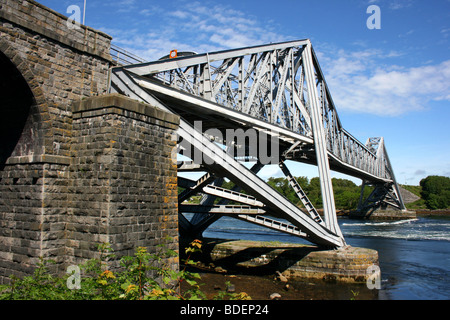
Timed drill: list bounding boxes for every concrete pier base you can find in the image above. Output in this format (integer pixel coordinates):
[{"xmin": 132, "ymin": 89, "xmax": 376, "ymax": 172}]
[
  {"xmin": 349, "ymin": 209, "xmax": 417, "ymax": 220},
  {"xmin": 195, "ymin": 239, "xmax": 379, "ymax": 283}
]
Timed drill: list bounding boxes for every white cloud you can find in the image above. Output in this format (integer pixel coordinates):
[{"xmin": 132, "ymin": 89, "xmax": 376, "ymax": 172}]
[
  {"xmin": 258, "ymin": 164, "xmax": 283, "ymax": 180},
  {"xmin": 110, "ymin": 1, "xmax": 289, "ymax": 61},
  {"xmin": 388, "ymin": 0, "xmax": 415, "ymax": 10},
  {"xmin": 319, "ymin": 48, "xmax": 450, "ymax": 116},
  {"xmin": 168, "ymin": 10, "xmax": 189, "ymax": 19},
  {"xmin": 107, "ymin": 1, "xmax": 450, "ymax": 119},
  {"xmin": 441, "ymin": 28, "xmax": 450, "ymax": 38}
]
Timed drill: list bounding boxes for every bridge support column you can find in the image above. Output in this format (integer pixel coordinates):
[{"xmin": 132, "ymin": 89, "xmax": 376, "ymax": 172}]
[
  {"xmin": 0, "ymin": 158, "xmax": 71, "ymax": 282},
  {"xmin": 302, "ymin": 44, "xmax": 344, "ymax": 240},
  {"xmin": 68, "ymin": 94, "xmax": 180, "ymax": 270}
]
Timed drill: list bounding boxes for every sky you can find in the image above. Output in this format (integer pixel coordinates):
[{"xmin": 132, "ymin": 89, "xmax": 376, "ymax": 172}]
[{"xmin": 39, "ymin": 0, "xmax": 450, "ymax": 186}]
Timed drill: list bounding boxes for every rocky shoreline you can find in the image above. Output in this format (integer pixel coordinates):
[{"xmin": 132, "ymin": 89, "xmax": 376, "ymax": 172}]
[
  {"xmin": 180, "ymin": 238, "xmax": 380, "ymax": 300},
  {"xmin": 182, "ymin": 265, "xmax": 379, "ymax": 300},
  {"xmin": 414, "ymin": 209, "xmax": 450, "ymax": 216}
]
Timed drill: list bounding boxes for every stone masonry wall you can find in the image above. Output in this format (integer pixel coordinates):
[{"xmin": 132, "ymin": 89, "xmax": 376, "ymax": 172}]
[
  {"xmin": 69, "ymin": 94, "xmax": 180, "ymax": 270},
  {"xmin": 0, "ymin": 1, "xmax": 181, "ymax": 283},
  {"xmin": 0, "ymin": 93, "xmax": 181, "ymax": 282},
  {"xmin": 0, "ymin": 0, "xmax": 112, "ymax": 159},
  {"xmin": 0, "ymin": 0, "xmax": 113, "ymax": 283},
  {"xmin": 0, "ymin": 162, "xmax": 69, "ymax": 279}
]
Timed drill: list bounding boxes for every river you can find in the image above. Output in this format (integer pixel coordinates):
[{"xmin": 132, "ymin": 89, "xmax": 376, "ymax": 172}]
[{"xmin": 199, "ymin": 214, "xmax": 450, "ymax": 300}]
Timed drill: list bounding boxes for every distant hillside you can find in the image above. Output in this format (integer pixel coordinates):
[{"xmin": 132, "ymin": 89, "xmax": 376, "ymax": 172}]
[
  {"xmin": 399, "ymin": 185, "xmax": 420, "ymax": 203},
  {"xmin": 401, "ymin": 176, "xmax": 450, "ymax": 210}
]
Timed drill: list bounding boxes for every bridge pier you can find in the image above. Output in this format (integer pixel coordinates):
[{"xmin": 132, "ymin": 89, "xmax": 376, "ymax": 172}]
[
  {"xmin": 0, "ymin": 0, "xmax": 181, "ymax": 283},
  {"xmin": 0, "ymin": 93, "xmax": 181, "ymax": 283},
  {"xmin": 189, "ymin": 239, "xmax": 380, "ymax": 284},
  {"xmin": 69, "ymin": 94, "xmax": 180, "ymax": 269}
]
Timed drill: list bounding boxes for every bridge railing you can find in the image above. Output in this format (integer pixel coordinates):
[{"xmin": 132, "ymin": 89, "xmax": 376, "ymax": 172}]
[{"xmin": 110, "ymin": 44, "xmax": 146, "ymax": 66}]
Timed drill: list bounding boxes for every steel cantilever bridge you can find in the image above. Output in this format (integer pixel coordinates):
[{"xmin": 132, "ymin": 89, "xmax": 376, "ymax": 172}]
[{"xmin": 109, "ymin": 39, "xmax": 406, "ymax": 248}]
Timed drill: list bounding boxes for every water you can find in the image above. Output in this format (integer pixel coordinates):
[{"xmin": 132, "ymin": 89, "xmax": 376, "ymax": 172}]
[{"xmin": 199, "ymin": 214, "xmax": 450, "ymax": 300}]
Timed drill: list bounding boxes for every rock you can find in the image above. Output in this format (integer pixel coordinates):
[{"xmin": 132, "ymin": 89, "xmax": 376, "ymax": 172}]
[
  {"xmin": 283, "ymin": 284, "xmax": 290, "ymax": 291},
  {"xmin": 270, "ymin": 293, "xmax": 282, "ymax": 300},
  {"xmin": 276, "ymin": 271, "xmax": 288, "ymax": 282},
  {"xmin": 226, "ymin": 283, "xmax": 236, "ymax": 293},
  {"xmin": 214, "ymin": 266, "xmax": 227, "ymax": 273}
]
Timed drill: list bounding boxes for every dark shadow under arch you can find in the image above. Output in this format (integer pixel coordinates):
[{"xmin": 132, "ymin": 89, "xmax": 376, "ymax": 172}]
[{"xmin": 0, "ymin": 50, "xmax": 35, "ymax": 169}]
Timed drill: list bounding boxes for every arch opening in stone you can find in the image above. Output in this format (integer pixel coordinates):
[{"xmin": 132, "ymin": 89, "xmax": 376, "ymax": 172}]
[{"xmin": 0, "ymin": 51, "xmax": 35, "ymax": 169}]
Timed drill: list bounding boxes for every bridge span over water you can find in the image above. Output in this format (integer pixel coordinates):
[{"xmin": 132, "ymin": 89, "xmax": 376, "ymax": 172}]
[{"xmin": 110, "ymin": 40, "xmax": 406, "ymax": 248}]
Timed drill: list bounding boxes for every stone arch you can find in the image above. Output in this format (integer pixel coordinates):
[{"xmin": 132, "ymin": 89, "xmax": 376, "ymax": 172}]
[{"xmin": 0, "ymin": 40, "xmax": 53, "ymax": 168}]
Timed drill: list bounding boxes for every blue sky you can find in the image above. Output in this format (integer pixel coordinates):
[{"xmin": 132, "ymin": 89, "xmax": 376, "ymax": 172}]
[{"xmin": 39, "ymin": 0, "xmax": 450, "ymax": 185}]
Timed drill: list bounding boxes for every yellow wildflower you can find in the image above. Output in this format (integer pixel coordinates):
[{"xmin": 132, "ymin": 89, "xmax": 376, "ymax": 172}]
[
  {"xmin": 150, "ymin": 288, "xmax": 164, "ymax": 296},
  {"xmin": 126, "ymin": 284, "xmax": 137, "ymax": 294},
  {"xmin": 100, "ymin": 270, "xmax": 116, "ymax": 279}
]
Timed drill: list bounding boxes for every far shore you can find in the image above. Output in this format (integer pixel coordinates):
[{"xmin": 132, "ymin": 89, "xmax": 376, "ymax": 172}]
[{"xmin": 414, "ymin": 209, "xmax": 450, "ymax": 216}]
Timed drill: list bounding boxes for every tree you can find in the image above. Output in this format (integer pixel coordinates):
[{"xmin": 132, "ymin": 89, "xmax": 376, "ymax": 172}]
[
  {"xmin": 332, "ymin": 178, "xmax": 360, "ymax": 210},
  {"xmin": 420, "ymin": 175, "xmax": 450, "ymax": 210},
  {"xmin": 267, "ymin": 177, "xmax": 302, "ymax": 205},
  {"xmin": 268, "ymin": 176, "xmax": 362, "ymax": 210}
]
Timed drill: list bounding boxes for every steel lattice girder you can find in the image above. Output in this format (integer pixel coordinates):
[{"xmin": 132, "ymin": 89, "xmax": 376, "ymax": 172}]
[
  {"xmin": 110, "ymin": 66, "xmax": 345, "ymax": 247},
  {"xmin": 109, "ymin": 39, "xmax": 405, "ymax": 247},
  {"xmin": 112, "ymin": 40, "xmax": 397, "ymax": 184},
  {"xmin": 357, "ymin": 137, "xmax": 406, "ymax": 212}
]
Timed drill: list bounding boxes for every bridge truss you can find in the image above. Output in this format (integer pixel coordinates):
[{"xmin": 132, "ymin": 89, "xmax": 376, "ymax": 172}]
[{"xmin": 109, "ymin": 39, "xmax": 405, "ymax": 248}]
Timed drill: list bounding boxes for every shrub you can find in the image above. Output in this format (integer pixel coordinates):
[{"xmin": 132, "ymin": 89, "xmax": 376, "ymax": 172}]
[
  {"xmin": 0, "ymin": 240, "xmax": 250, "ymax": 301},
  {"xmin": 420, "ymin": 176, "xmax": 450, "ymax": 210}
]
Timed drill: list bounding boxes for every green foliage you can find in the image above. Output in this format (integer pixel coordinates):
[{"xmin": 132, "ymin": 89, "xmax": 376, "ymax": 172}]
[
  {"xmin": 179, "ymin": 172, "xmax": 450, "ymax": 211},
  {"xmin": 0, "ymin": 258, "xmax": 69, "ymax": 300},
  {"xmin": 182, "ymin": 175, "xmax": 368, "ymax": 210},
  {"xmin": 350, "ymin": 290, "xmax": 359, "ymax": 300},
  {"xmin": 267, "ymin": 177, "xmax": 302, "ymax": 205},
  {"xmin": 267, "ymin": 176, "xmax": 363, "ymax": 210},
  {"xmin": 0, "ymin": 240, "xmax": 251, "ymax": 301},
  {"xmin": 400, "ymin": 184, "xmax": 422, "ymax": 198},
  {"xmin": 405, "ymin": 198, "xmax": 427, "ymax": 210},
  {"xmin": 212, "ymin": 281, "xmax": 251, "ymax": 300},
  {"xmin": 332, "ymin": 178, "xmax": 362, "ymax": 210},
  {"xmin": 399, "ymin": 184, "xmax": 426, "ymax": 210},
  {"xmin": 420, "ymin": 175, "xmax": 450, "ymax": 210}
]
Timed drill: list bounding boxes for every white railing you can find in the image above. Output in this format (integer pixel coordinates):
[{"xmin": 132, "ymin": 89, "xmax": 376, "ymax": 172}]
[{"xmin": 110, "ymin": 44, "xmax": 146, "ymax": 66}]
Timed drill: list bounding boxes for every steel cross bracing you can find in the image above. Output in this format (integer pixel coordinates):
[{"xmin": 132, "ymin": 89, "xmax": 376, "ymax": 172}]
[{"xmin": 109, "ymin": 39, "xmax": 405, "ymax": 248}]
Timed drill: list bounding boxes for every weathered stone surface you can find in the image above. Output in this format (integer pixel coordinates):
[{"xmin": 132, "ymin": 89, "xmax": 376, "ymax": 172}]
[
  {"xmin": 399, "ymin": 186, "xmax": 420, "ymax": 204},
  {"xmin": 349, "ymin": 209, "xmax": 417, "ymax": 220},
  {"xmin": 201, "ymin": 239, "xmax": 379, "ymax": 283},
  {"xmin": 68, "ymin": 94, "xmax": 180, "ymax": 270}
]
